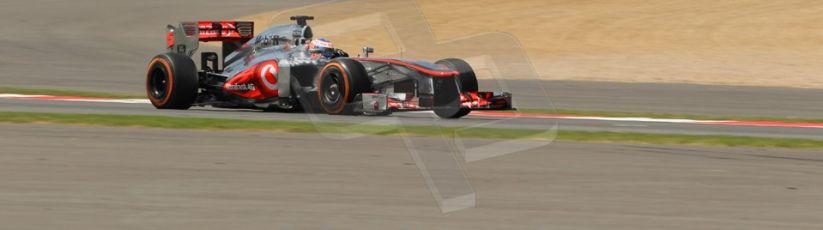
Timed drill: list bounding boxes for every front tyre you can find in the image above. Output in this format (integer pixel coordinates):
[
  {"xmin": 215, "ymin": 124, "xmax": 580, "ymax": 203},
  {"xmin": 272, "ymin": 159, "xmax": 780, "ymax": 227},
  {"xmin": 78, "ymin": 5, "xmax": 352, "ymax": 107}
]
[
  {"xmin": 146, "ymin": 52, "xmax": 199, "ymax": 109},
  {"xmin": 433, "ymin": 58, "xmax": 476, "ymax": 119},
  {"xmin": 436, "ymin": 58, "xmax": 478, "ymax": 92},
  {"xmin": 316, "ymin": 58, "xmax": 371, "ymax": 115}
]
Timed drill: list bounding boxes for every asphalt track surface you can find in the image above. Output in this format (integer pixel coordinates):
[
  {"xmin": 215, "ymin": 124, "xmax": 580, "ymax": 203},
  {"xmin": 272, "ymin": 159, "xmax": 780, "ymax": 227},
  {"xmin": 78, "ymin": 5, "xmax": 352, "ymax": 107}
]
[
  {"xmin": 1, "ymin": 0, "xmax": 823, "ymax": 229},
  {"xmin": 534, "ymin": 80, "xmax": 823, "ymax": 119},
  {"xmin": 2, "ymin": 97, "xmax": 823, "ymax": 140},
  {"xmin": 2, "ymin": 124, "xmax": 823, "ymax": 229}
]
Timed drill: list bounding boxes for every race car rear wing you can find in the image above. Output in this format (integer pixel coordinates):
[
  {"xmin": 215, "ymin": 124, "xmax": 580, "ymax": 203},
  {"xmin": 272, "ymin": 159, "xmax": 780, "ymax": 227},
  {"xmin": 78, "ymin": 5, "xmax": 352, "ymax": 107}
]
[
  {"xmin": 190, "ymin": 21, "xmax": 254, "ymax": 42},
  {"xmin": 166, "ymin": 21, "xmax": 254, "ymax": 60}
]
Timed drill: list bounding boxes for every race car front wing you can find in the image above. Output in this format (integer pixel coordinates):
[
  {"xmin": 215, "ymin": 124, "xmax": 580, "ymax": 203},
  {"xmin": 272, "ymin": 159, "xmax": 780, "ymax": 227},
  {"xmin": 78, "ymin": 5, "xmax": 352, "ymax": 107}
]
[{"xmin": 360, "ymin": 91, "xmax": 513, "ymax": 114}]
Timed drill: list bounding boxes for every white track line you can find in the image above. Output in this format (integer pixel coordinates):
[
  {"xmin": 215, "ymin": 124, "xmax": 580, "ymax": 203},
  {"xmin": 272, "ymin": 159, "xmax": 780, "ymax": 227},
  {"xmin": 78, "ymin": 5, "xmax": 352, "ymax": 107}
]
[
  {"xmin": 2, "ymin": 94, "xmax": 822, "ymax": 129},
  {"xmin": 0, "ymin": 94, "xmax": 150, "ymax": 104}
]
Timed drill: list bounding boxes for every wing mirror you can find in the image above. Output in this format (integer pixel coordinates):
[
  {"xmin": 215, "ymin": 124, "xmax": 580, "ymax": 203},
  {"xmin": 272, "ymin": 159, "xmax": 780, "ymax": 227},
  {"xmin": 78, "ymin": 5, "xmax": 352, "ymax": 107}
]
[{"xmin": 362, "ymin": 47, "xmax": 374, "ymax": 58}]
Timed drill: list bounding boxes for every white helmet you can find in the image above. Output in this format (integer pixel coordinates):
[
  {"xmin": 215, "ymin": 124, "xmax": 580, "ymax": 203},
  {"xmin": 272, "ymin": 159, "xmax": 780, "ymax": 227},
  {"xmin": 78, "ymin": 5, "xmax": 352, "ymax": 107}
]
[{"xmin": 308, "ymin": 38, "xmax": 334, "ymax": 52}]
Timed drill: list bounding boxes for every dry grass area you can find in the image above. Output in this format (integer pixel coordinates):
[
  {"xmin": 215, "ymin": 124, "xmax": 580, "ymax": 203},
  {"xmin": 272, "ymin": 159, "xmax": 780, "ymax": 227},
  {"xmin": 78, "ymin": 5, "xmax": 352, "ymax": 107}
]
[{"xmin": 241, "ymin": 0, "xmax": 823, "ymax": 88}]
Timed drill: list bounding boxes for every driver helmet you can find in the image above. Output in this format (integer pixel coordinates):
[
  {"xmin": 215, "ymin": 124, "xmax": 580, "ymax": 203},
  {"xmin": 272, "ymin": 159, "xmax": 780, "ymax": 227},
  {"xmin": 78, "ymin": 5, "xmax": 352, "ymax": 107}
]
[{"xmin": 308, "ymin": 38, "xmax": 335, "ymax": 59}]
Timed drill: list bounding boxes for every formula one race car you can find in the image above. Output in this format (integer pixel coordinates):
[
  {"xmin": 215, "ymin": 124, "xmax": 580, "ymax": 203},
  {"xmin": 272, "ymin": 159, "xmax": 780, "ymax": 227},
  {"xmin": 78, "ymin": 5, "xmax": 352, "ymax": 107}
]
[{"xmin": 145, "ymin": 16, "xmax": 513, "ymax": 118}]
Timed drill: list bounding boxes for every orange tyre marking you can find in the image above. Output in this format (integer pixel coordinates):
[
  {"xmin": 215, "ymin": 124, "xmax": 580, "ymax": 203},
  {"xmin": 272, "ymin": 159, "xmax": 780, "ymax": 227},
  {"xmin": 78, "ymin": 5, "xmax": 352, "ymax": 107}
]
[
  {"xmin": 146, "ymin": 57, "xmax": 174, "ymax": 106},
  {"xmin": 317, "ymin": 62, "xmax": 350, "ymax": 114}
]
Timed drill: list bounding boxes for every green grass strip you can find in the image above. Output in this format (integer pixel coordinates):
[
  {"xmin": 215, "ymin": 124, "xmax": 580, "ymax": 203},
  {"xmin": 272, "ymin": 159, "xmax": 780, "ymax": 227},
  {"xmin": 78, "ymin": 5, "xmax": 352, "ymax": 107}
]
[{"xmin": 1, "ymin": 111, "xmax": 821, "ymax": 149}]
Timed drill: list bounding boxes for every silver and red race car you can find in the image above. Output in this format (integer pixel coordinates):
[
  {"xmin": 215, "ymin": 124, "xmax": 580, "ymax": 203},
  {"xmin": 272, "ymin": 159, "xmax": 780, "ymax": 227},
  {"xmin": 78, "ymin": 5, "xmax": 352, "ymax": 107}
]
[{"xmin": 146, "ymin": 16, "xmax": 513, "ymax": 118}]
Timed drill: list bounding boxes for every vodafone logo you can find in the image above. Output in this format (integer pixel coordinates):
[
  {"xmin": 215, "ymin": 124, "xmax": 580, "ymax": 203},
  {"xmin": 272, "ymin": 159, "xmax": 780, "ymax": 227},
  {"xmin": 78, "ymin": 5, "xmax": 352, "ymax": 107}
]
[{"xmin": 259, "ymin": 63, "xmax": 279, "ymax": 90}]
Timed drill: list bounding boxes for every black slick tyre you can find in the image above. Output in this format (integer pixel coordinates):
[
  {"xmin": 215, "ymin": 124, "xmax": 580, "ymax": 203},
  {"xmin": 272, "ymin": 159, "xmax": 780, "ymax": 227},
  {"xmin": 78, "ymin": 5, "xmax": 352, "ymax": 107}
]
[
  {"xmin": 316, "ymin": 58, "xmax": 371, "ymax": 115},
  {"xmin": 433, "ymin": 58, "xmax": 477, "ymax": 119},
  {"xmin": 146, "ymin": 52, "xmax": 199, "ymax": 109}
]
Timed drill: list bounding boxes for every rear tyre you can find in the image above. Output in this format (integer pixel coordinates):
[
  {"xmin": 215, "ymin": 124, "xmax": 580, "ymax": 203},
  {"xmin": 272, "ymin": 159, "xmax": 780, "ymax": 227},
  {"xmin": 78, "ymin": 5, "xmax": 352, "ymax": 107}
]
[
  {"xmin": 316, "ymin": 58, "xmax": 371, "ymax": 115},
  {"xmin": 146, "ymin": 53, "xmax": 199, "ymax": 109},
  {"xmin": 433, "ymin": 58, "xmax": 476, "ymax": 119}
]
